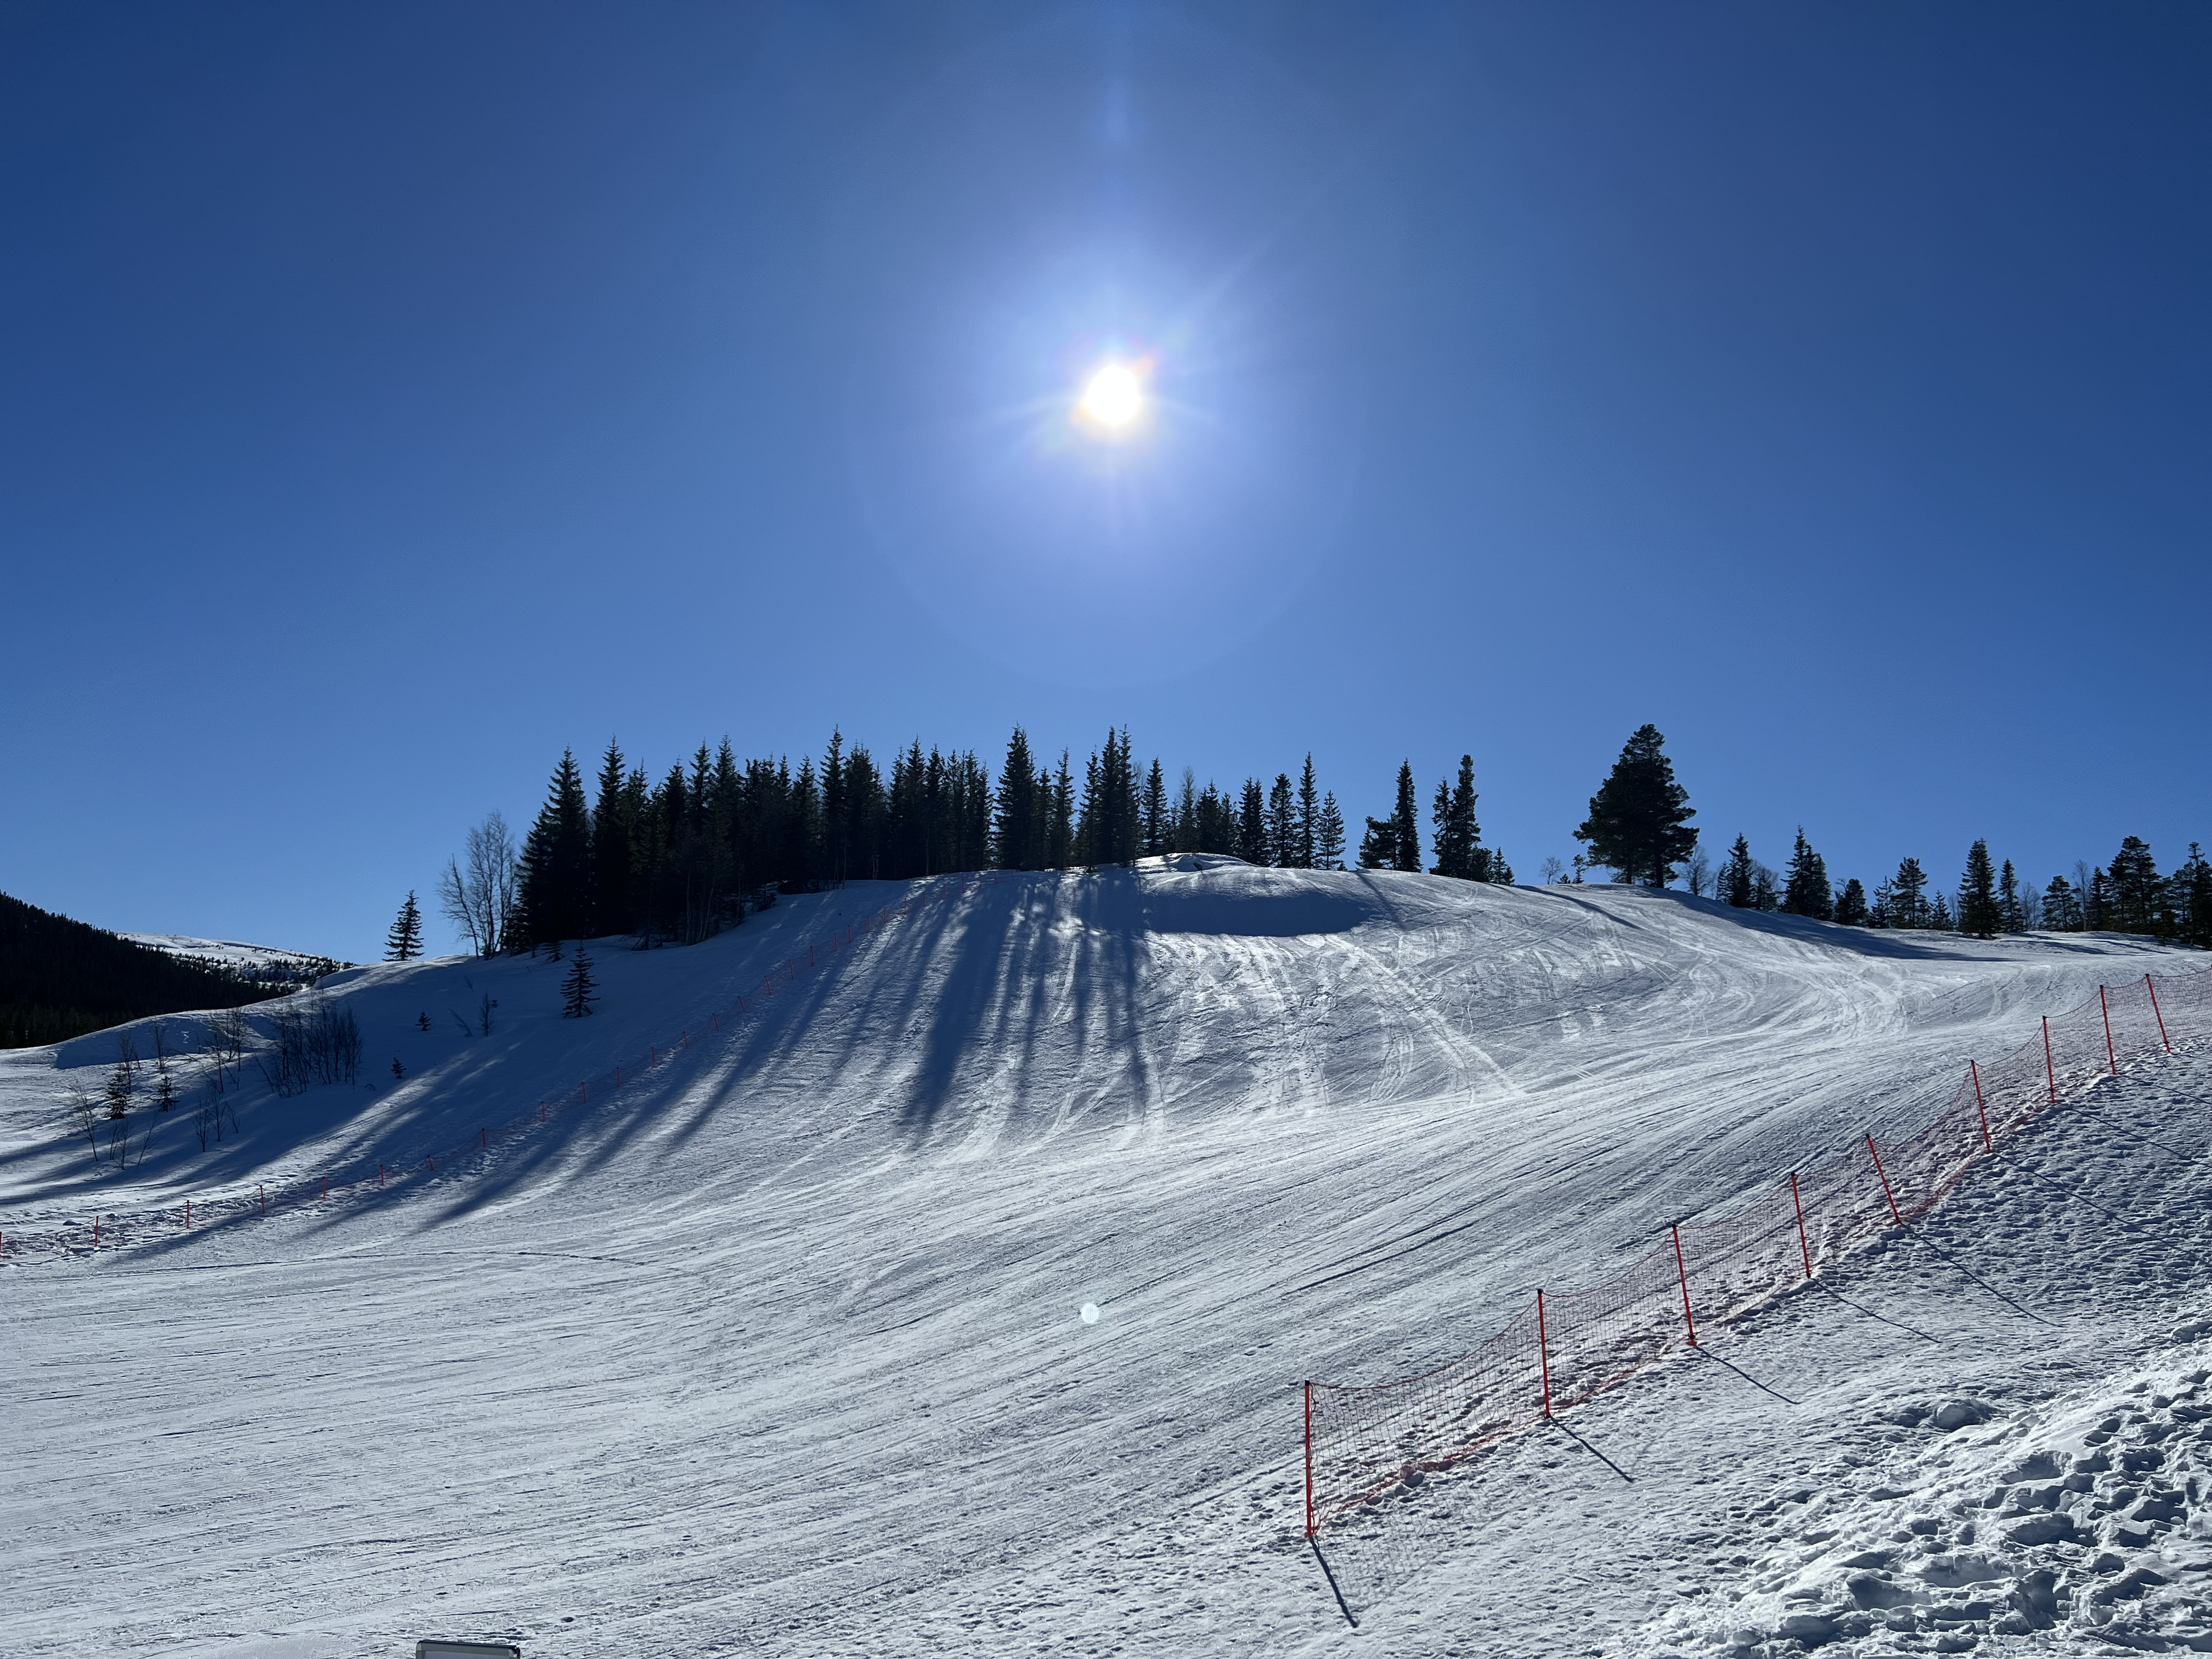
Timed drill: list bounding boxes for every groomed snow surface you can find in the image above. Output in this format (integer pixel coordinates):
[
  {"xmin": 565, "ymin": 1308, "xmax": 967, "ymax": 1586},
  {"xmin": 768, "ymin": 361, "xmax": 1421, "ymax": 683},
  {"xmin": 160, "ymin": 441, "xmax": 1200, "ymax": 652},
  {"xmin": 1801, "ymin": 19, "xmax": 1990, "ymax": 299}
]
[{"xmin": 2, "ymin": 862, "xmax": 2208, "ymax": 1657}]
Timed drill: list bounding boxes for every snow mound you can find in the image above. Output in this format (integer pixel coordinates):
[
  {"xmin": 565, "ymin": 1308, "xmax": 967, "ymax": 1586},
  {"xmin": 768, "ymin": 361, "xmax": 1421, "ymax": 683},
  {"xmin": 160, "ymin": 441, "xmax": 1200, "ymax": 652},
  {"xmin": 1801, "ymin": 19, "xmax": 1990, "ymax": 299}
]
[{"xmin": 1, "ymin": 867, "xmax": 2207, "ymax": 1656}]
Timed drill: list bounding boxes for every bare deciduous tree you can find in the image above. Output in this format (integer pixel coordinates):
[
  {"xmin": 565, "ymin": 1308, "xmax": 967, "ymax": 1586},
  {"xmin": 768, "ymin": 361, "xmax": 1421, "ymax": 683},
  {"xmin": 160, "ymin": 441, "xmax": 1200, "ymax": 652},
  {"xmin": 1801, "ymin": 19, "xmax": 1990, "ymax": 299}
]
[{"xmin": 439, "ymin": 811, "xmax": 519, "ymax": 956}]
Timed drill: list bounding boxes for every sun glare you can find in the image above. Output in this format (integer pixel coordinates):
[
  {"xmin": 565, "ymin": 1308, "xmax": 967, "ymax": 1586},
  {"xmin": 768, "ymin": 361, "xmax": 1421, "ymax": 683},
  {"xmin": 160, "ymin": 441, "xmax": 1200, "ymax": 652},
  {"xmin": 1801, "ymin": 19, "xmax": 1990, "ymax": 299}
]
[{"xmin": 1077, "ymin": 361, "xmax": 1144, "ymax": 433}]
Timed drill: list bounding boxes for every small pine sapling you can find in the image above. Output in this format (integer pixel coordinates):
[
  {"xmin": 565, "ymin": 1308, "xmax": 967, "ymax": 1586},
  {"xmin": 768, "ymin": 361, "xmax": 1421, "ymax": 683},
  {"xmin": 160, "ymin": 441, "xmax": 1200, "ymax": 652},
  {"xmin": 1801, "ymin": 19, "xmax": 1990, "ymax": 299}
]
[
  {"xmin": 417, "ymin": 1011, "xmax": 432, "ymax": 1031},
  {"xmin": 391, "ymin": 1056, "xmax": 406, "ymax": 1082},
  {"xmin": 561, "ymin": 950, "xmax": 598, "ymax": 1019}
]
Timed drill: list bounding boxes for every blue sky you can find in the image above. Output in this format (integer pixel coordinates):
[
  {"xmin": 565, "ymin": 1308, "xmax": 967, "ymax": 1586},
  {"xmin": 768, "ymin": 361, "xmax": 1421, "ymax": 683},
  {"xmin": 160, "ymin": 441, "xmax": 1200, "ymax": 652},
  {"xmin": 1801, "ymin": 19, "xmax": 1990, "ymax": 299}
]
[{"xmin": 3, "ymin": 3, "xmax": 2207, "ymax": 960}]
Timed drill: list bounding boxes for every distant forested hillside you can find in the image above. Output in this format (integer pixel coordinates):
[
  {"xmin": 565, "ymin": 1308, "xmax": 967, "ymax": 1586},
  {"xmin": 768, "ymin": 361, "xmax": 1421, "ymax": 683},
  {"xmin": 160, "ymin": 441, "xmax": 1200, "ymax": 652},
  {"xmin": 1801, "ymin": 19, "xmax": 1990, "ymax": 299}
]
[{"xmin": 0, "ymin": 891, "xmax": 285, "ymax": 1049}]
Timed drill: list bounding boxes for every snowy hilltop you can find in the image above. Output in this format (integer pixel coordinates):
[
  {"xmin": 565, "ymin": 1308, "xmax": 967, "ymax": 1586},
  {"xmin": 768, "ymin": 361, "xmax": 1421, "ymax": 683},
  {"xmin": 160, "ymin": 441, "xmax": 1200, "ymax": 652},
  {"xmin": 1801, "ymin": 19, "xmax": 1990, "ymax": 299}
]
[{"xmin": 1, "ymin": 861, "xmax": 2207, "ymax": 1657}]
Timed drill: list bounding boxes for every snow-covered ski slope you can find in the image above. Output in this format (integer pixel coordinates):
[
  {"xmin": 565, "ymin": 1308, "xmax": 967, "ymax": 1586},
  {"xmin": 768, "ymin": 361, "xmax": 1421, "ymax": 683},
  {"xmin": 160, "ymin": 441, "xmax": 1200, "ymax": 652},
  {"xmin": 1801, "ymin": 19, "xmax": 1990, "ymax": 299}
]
[{"xmin": 2, "ymin": 861, "xmax": 2207, "ymax": 1657}]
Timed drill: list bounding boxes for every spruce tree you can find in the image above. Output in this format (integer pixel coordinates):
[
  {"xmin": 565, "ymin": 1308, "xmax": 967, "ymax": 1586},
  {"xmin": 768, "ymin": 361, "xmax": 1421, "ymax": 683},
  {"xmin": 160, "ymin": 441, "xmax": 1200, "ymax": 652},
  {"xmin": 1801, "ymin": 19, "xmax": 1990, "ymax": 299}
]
[
  {"xmin": 1868, "ymin": 878, "xmax": 1894, "ymax": 928},
  {"xmin": 1267, "ymin": 774, "xmax": 1296, "ymax": 867},
  {"xmin": 992, "ymin": 727, "xmax": 1039, "ymax": 870},
  {"xmin": 2174, "ymin": 843, "xmax": 2212, "ymax": 949},
  {"xmin": 591, "ymin": 738, "xmax": 633, "ymax": 936},
  {"xmin": 1722, "ymin": 836, "xmax": 1756, "ymax": 908},
  {"xmin": 1389, "ymin": 761, "xmax": 1422, "ymax": 873},
  {"xmin": 1316, "ymin": 793, "xmax": 1346, "ymax": 870},
  {"xmin": 1173, "ymin": 768, "xmax": 1199, "ymax": 854},
  {"xmin": 1957, "ymin": 839, "xmax": 2001, "ymax": 939},
  {"xmin": 2042, "ymin": 874, "xmax": 2083, "ymax": 932},
  {"xmin": 1357, "ymin": 815, "xmax": 1397, "ymax": 870},
  {"xmin": 385, "ymin": 891, "xmax": 424, "ymax": 961},
  {"xmin": 1891, "ymin": 857, "xmax": 1931, "ymax": 928},
  {"xmin": 1928, "ymin": 893, "xmax": 1955, "ymax": 932},
  {"xmin": 1142, "ymin": 759, "xmax": 1169, "ymax": 857},
  {"xmin": 1574, "ymin": 725, "xmax": 1697, "ymax": 887},
  {"xmin": 2107, "ymin": 836, "xmax": 2166, "ymax": 936},
  {"xmin": 1046, "ymin": 752, "xmax": 1075, "ymax": 870},
  {"xmin": 516, "ymin": 748, "xmax": 594, "ymax": 948},
  {"xmin": 1834, "ymin": 877, "xmax": 1869, "ymax": 926},
  {"xmin": 1781, "ymin": 828, "xmax": 1832, "ymax": 919},
  {"xmin": 1238, "ymin": 779, "xmax": 1267, "ymax": 865},
  {"xmin": 1997, "ymin": 860, "xmax": 2026, "ymax": 934},
  {"xmin": 1430, "ymin": 755, "xmax": 1481, "ymax": 880},
  {"xmin": 1295, "ymin": 755, "xmax": 1319, "ymax": 870},
  {"xmin": 560, "ymin": 950, "xmax": 597, "ymax": 1018}
]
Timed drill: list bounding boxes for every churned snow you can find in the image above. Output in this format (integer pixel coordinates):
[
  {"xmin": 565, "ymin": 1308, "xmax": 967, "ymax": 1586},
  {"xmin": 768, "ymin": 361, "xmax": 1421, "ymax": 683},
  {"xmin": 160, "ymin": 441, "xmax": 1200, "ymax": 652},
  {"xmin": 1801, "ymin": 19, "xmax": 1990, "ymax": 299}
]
[{"xmin": 1, "ymin": 862, "xmax": 2205, "ymax": 1656}]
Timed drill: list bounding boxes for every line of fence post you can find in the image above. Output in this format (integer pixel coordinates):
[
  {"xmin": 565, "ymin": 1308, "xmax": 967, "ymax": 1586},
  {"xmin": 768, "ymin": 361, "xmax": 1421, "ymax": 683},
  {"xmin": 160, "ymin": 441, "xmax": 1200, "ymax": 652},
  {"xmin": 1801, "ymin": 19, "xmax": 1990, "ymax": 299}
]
[
  {"xmin": 1536, "ymin": 1289, "xmax": 1553, "ymax": 1415},
  {"xmin": 1789, "ymin": 1172, "xmax": 1812, "ymax": 1277},
  {"xmin": 1968, "ymin": 1059, "xmax": 1994, "ymax": 1150},
  {"xmin": 1304, "ymin": 1381, "xmax": 1316, "ymax": 1538},
  {"xmin": 1865, "ymin": 1133, "xmax": 1902, "ymax": 1224},
  {"xmin": 2043, "ymin": 1015, "xmax": 2057, "ymax": 1104},
  {"xmin": 1671, "ymin": 1223, "xmax": 1699, "ymax": 1346},
  {"xmin": 2100, "ymin": 985, "xmax": 2118, "ymax": 1076},
  {"xmin": 2147, "ymin": 975, "xmax": 2171, "ymax": 1052}
]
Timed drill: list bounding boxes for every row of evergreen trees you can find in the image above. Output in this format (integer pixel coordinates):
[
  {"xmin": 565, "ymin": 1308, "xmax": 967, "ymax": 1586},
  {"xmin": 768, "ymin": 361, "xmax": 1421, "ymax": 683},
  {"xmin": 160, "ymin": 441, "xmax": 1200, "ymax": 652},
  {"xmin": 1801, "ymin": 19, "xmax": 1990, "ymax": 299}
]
[
  {"xmin": 1710, "ymin": 828, "xmax": 2212, "ymax": 946},
  {"xmin": 478, "ymin": 729, "xmax": 1512, "ymax": 954}
]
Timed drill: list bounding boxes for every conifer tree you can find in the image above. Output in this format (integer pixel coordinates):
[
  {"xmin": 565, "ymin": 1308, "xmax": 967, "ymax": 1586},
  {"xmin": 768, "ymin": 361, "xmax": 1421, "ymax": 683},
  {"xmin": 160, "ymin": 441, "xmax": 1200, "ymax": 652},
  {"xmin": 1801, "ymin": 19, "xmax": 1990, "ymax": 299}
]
[
  {"xmin": 384, "ymin": 891, "xmax": 424, "ymax": 961},
  {"xmin": 516, "ymin": 748, "xmax": 594, "ymax": 948},
  {"xmin": 1750, "ymin": 862, "xmax": 1780, "ymax": 911},
  {"xmin": 1267, "ymin": 774, "xmax": 1296, "ymax": 867},
  {"xmin": 1316, "ymin": 792, "xmax": 1346, "ymax": 870},
  {"xmin": 821, "ymin": 730, "xmax": 849, "ymax": 885},
  {"xmin": 2107, "ymin": 836, "xmax": 2166, "ymax": 936},
  {"xmin": 993, "ymin": 727, "xmax": 1040, "ymax": 870},
  {"xmin": 1722, "ymin": 836, "xmax": 1756, "ymax": 908},
  {"xmin": 1833, "ymin": 877, "xmax": 1869, "ymax": 926},
  {"xmin": 1046, "ymin": 752, "xmax": 1075, "ymax": 870},
  {"xmin": 1173, "ymin": 768, "xmax": 1199, "ymax": 854},
  {"xmin": 1958, "ymin": 839, "xmax": 2001, "ymax": 939},
  {"xmin": 1574, "ymin": 725, "xmax": 1697, "ymax": 887},
  {"xmin": 2042, "ymin": 873, "xmax": 2083, "ymax": 932},
  {"xmin": 1142, "ymin": 759, "xmax": 1169, "ymax": 857},
  {"xmin": 1295, "ymin": 755, "xmax": 1319, "ymax": 870},
  {"xmin": 1781, "ymin": 828, "xmax": 1832, "ymax": 919},
  {"xmin": 1891, "ymin": 857, "xmax": 1931, "ymax": 928},
  {"xmin": 1357, "ymin": 814, "xmax": 1397, "ymax": 871},
  {"xmin": 1997, "ymin": 860, "xmax": 2027, "ymax": 934},
  {"xmin": 1928, "ymin": 893, "xmax": 1955, "ymax": 932},
  {"xmin": 591, "ymin": 738, "xmax": 633, "ymax": 935},
  {"xmin": 2174, "ymin": 843, "xmax": 2212, "ymax": 949},
  {"xmin": 1238, "ymin": 779, "xmax": 1267, "ymax": 864},
  {"xmin": 1430, "ymin": 755, "xmax": 1482, "ymax": 880},
  {"xmin": 560, "ymin": 950, "xmax": 597, "ymax": 1018},
  {"xmin": 1389, "ymin": 761, "xmax": 1422, "ymax": 873}
]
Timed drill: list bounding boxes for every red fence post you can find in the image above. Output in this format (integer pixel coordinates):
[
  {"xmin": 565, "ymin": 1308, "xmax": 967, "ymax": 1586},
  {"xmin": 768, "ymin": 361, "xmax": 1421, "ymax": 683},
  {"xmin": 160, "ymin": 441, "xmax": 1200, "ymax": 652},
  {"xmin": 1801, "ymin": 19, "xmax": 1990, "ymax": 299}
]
[
  {"xmin": 380, "ymin": 1164, "xmax": 385, "ymax": 1187},
  {"xmin": 93, "ymin": 1216, "xmax": 100, "ymax": 1246},
  {"xmin": 321, "ymin": 1177, "xmax": 328, "ymax": 1201},
  {"xmin": 184, "ymin": 1199, "xmax": 190, "ymax": 1227},
  {"xmin": 2042, "ymin": 1017, "xmax": 2057, "ymax": 1104},
  {"xmin": 1969, "ymin": 1061, "xmax": 1993, "ymax": 1152},
  {"xmin": 2099, "ymin": 985, "xmax": 2118, "ymax": 1075},
  {"xmin": 258, "ymin": 1184, "xmax": 265, "ymax": 1211},
  {"xmin": 1304, "ymin": 1382, "xmax": 1316, "ymax": 1538},
  {"xmin": 1671, "ymin": 1224, "xmax": 1699, "ymax": 1346},
  {"xmin": 1866, "ymin": 1134, "xmax": 1902, "ymax": 1224},
  {"xmin": 2147, "ymin": 975, "xmax": 2172, "ymax": 1053},
  {"xmin": 1789, "ymin": 1173, "xmax": 1813, "ymax": 1278},
  {"xmin": 1536, "ymin": 1289, "xmax": 1554, "ymax": 1416},
  {"xmin": 481, "ymin": 1127, "xmax": 487, "ymax": 1149}
]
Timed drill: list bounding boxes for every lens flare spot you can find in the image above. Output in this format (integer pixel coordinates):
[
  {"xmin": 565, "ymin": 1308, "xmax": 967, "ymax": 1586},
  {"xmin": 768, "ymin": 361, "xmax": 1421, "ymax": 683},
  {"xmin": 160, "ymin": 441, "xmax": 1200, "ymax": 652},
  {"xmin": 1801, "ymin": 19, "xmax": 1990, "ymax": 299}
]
[{"xmin": 1077, "ymin": 362, "xmax": 1143, "ymax": 433}]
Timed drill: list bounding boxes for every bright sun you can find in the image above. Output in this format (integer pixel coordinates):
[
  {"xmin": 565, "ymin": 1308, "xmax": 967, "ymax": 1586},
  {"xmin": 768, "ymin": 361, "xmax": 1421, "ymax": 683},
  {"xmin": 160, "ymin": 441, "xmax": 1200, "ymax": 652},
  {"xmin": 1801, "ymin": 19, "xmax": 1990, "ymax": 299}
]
[{"xmin": 1079, "ymin": 362, "xmax": 1143, "ymax": 430}]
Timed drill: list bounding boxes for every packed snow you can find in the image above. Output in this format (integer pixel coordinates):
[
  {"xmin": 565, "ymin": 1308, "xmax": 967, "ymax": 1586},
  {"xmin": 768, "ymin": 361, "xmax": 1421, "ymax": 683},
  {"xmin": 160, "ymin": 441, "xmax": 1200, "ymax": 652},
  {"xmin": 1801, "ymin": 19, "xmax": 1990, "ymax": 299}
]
[
  {"xmin": 2, "ymin": 861, "xmax": 2205, "ymax": 1656},
  {"xmin": 121, "ymin": 930, "xmax": 346, "ymax": 983}
]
